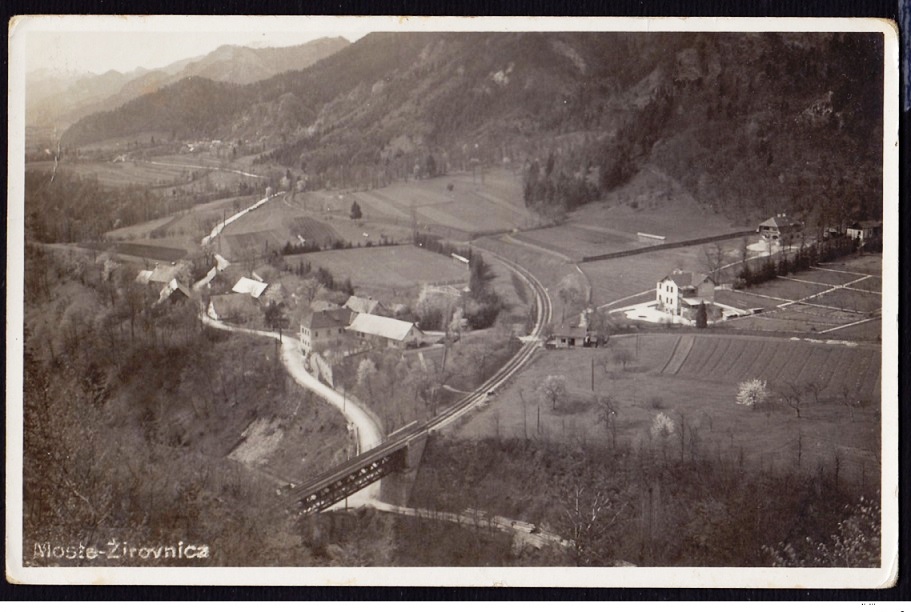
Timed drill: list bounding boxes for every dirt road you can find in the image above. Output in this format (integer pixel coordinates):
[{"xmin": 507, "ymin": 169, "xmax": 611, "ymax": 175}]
[{"xmin": 200, "ymin": 317, "xmax": 383, "ymax": 507}]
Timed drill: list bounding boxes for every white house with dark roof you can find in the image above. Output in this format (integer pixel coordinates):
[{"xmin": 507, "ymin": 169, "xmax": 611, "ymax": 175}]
[
  {"xmin": 656, "ymin": 270, "xmax": 715, "ymax": 318},
  {"xmin": 299, "ymin": 308, "xmax": 353, "ymax": 354},
  {"xmin": 347, "ymin": 313, "xmax": 424, "ymax": 349},
  {"xmin": 846, "ymin": 220, "xmax": 882, "ymax": 245},
  {"xmin": 758, "ymin": 214, "xmax": 802, "ymax": 242}
]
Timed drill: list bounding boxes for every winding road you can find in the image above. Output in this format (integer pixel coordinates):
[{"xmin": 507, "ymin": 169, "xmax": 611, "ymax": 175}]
[{"xmin": 200, "ymin": 317, "xmax": 383, "ymax": 507}]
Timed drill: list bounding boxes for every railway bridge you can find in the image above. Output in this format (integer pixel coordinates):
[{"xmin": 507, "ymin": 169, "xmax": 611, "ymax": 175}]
[
  {"xmin": 290, "ymin": 253, "xmax": 552, "ymax": 515},
  {"xmin": 293, "ymin": 422, "xmax": 426, "ymax": 515}
]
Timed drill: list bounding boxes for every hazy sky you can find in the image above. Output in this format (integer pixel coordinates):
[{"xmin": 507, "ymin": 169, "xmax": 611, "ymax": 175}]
[{"xmin": 22, "ymin": 17, "xmax": 375, "ymax": 75}]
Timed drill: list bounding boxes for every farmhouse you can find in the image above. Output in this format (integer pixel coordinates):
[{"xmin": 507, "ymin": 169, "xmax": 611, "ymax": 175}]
[
  {"xmin": 300, "ymin": 308, "xmax": 353, "ymax": 354},
  {"xmin": 232, "ymin": 276, "xmax": 269, "ymax": 299},
  {"xmin": 207, "ymin": 293, "xmax": 260, "ymax": 323},
  {"xmin": 348, "ymin": 313, "xmax": 425, "ymax": 349},
  {"xmin": 156, "ymin": 278, "xmax": 192, "ymax": 306},
  {"xmin": 345, "ymin": 295, "xmax": 391, "ymax": 317},
  {"xmin": 758, "ymin": 214, "xmax": 802, "ymax": 242},
  {"xmin": 550, "ymin": 309, "xmax": 599, "ymax": 348},
  {"xmin": 846, "ymin": 220, "xmax": 882, "ymax": 245},
  {"xmin": 136, "ymin": 262, "xmax": 188, "ymax": 287},
  {"xmin": 656, "ymin": 270, "xmax": 715, "ymax": 318}
]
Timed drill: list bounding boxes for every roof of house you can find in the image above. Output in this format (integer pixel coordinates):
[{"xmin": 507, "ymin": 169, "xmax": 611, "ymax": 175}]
[
  {"xmin": 345, "ymin": 295, "xmax": 386, "ymax": 315},
  {"xmin": 848, "ymin": 220, "xmax": 883, "ymax": 230},
  {"xmin": 148, "ymin": 263, "xmax": 184, "ymax": 284},
  {"xmin": 158, "ymin": 278, "xmax": 192, "ymax": 301},
  {"xmin": 310, "ymin": 300, "xmax": 342, "ymax": 312},
  {"xmin": 135, "ymin": 270, "xmax": 154, "ymax": 285},
  {"xmin": 680, "ymin": 296, "xmax": 708, "ymax": 307},
  {"xmin": 302, "ymin": 308, "xmax": 351, "ymax": 330},
  {"xmin": 348, "ymin": 313, "xmax": 422, "ymax": 342},
  {"xmin": 232, "ymin": 276, "xmax": 269, "ymax": 298},
  {"xmin": 759, "ymin": 215, "xmax": 801, "ymax": 229},
  {"xmin": 552, "ymin": 323, "xmax": 589, "ymax": 339},
  {"xmin": 660, "ymin": 271, "xmax": 712, "ymax": 289}
]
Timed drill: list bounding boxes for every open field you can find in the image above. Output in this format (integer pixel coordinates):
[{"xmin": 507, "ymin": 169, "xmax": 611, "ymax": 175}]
[
  {"xmin": 80, "ymin": 241, "xmax": 187, "ymax": 261},
  {"xmin": 454, "ymin": 334, "xmax": 880, "ymax": 485},
  {"xmin": 806, "ymin": 289, "xmax": 882, "ymax": 314},
  {"xmin": 285, "ymin": 245, "xmax": 469, "ymax": 292},
  {"xmin": 721, "ymin": 303, "xmax": 868, "ymax": 334},
  {"xmin": 570, "ymin": 165, "xmax": 750, "ymax": 242},
  {"xmin": 816, "ymin": 256, "xmax": 882, "ymax": 276},
  {"xmin": 220, "ymin": 195, "xmax": 342, "ymax": 258},
  {"xmin": 713, "ymin": 290, "xmax": 783, "ymax": 312},
  {"xmin": 337, "ymin": 170, "xmax": 532, "ymax": 235},
  {"xmin": 103, "ymin": 196, "xmax": 258, "ymax": 244},
  {"xmin": 27, "ymin": 159, "xmax": 190, "ymax": 188}
]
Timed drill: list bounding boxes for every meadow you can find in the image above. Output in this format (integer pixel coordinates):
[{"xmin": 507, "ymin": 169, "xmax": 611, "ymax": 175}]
[
  {"xmin": 286, "ymin": 245, "xmax": 469, "ymax": 294},
  {"xmin": 454, "ymin": 333, "xmax": 880, "ymax": 486}
]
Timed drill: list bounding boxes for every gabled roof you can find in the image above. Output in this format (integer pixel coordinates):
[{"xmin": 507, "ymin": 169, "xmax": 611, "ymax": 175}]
[
  {"xmin": 157, "ymin": 278, "xmax": 192, "ymax": 304},
  {"xmin": 552, "ymin": 323, "xmax": 589, "ymax": 339},
  {"xmin": 660, "ymin": 271, "xmax": 711, "ymax": 289},
  {"xmin": 232, "ymin": 276, "xmax": 268, "ymax": 298},
  {"xmin": 148, "ymin": 263, "xmax": 184, "ymax": 284},
  {"xmin": 310, "ymin": 300, "xmax": 342, "ymax": 312},
  {"xmin": 348, "ymin": 313, "xmax": 422, "ymax": 342},
  {"xmin": 759, "ymin": 215, "xmax": 800, "ymax": 229},
  {"xmin": 135, "ymin": 270, "xmax": 154, "ymax": 285},
  {"xmin": 848, "ymin": 220, "xmax": 882, "ymax": 230},
  {"xmin": 345, "ymin": 295, "xmax": 386, "ymax": 315},
  {"xmin": 302, "ymin": 308, "xmax": 351, "ymax": 330}
]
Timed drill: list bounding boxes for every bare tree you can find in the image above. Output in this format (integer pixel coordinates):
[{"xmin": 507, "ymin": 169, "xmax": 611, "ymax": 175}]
[
  {"xmin": 779, "ymin": 381, "xmax": 805, "ymax": 419},
  {"xmin": 804, "ymin": 380, "xmax": 823, "ymax": 404},
  {"xmin": 613, "ymin": 348, "xmax": 633, "ymax": 371},
  {"xmin": 702, "ymin": 243, "xmax": 727, "ymax": 284},
  {"xmin": 538, "ymin": 375, "xmax": 567, "ymax": 412},
  {"xmin": 595, "ymin": 395, "xmax": 618, "ymax": 448},
  {"xmin": 557, "ymin": 482, "xmax": 627, "ymax": 566}
]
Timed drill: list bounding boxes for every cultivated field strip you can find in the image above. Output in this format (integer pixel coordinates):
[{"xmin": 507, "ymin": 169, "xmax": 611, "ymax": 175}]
[
  {"xmin": 659, "ymin": 335, "xmax": 694, "ymax": 375},
  {"xmin": 670, "ymin": 335, "xmax": 879, "ymax": 399}
]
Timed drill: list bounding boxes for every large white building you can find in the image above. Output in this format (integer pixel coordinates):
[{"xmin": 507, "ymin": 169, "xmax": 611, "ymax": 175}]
[{"xmin": 656, "ymin": 270, "xmax": 715, "ymax": 318}]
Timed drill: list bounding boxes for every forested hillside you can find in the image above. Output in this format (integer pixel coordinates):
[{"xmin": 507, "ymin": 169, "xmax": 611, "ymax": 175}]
[{"xmin": 61, "ymin": 31, "xmax": 884, "ymax": 226}]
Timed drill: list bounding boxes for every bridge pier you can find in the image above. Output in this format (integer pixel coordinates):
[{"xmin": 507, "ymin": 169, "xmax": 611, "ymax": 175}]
[{"xmin": 380, "ymin": 435, "xmax": 428, "ymax": 506}]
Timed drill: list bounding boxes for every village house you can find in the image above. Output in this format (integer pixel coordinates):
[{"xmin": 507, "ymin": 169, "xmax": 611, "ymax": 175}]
[
  {"xmin": 846, "ymin": 220, "xmax": 882, "ymax": 245},
  {"xmin": 656, "ymin": 270, "xmax": 715, "ymax": 318},
  {"xmin": 347, "ymin": 312, "xmax": 425, "ymax": 349},
  {"xmin": 299, "ymin": 308, "xmax": 353, "ymax": 354},
  {"xmin": 232, "ymin": 276, "xmax": 269, "ymax": 299},
  {"xmin": 344, "ymin": 295, "xmax": 391, "ymax": 317},
  {"xmin": 550, "ymin": 309, "xmax": 599, "ymax": 348},
  {"xmin": 758, "ymin": 214, "xmax": 802, "ymax": 242},
  {"xmin": 135, "ymin": 262, "xmax": 188, "ymax": 287},
  {"xmin": 156, "ymin": 278, "xmax": 192, "ymax": 306}
]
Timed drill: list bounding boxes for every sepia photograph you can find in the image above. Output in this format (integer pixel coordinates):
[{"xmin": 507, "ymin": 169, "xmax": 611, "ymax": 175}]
[{"xmin": 5, "ymin": 15, "xmax": 899, "ymax": 588}]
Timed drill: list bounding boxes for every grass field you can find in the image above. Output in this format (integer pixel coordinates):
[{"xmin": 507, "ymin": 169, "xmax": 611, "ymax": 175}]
[
  {"xmin": 28, "ymin": 159, "xmax": 191, "ymax": 188},
  {"xmin": 455, "ymin": 333, "xmax": 880, "ymax": 485},
  {"xmin": 285, "ymin": 245, "xmax": 469, "ymax": 292},
  {"xmin": 333, "ymin": 170, "xmax": 532, "ymax": 236},
  {"xmin": 81, "ymin": 241, "xmax": 187, "ymax": 261},
  {"xmin": 570, "ymin": 165, "xmax": 750, "ymax": 242}
]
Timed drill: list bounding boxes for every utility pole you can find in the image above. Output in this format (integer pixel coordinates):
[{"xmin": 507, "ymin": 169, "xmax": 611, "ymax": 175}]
[{"xmin": 591, "ymin": 357, "xmax": 595, "ymax": 392}]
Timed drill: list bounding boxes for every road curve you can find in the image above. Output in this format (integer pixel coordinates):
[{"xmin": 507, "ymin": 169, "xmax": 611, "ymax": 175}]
[{"xmin": 200, "ymin": 316, "xmax": 383, "ymax": 506}]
